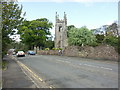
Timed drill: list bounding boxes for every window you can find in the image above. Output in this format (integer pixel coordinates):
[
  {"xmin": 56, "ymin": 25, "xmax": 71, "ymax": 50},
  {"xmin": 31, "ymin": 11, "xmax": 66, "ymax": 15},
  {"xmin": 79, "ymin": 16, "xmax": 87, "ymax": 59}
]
[{"xmin": 59, "ymin": 26, "xmax": 62, "ymax": 32}]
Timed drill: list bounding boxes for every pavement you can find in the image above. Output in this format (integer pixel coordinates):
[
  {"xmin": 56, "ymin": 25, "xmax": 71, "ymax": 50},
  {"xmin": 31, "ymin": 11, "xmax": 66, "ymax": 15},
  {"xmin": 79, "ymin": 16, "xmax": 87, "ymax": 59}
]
[{"xmin": 2, "ymin": 55, "xmax": 37, "ymax": 88}]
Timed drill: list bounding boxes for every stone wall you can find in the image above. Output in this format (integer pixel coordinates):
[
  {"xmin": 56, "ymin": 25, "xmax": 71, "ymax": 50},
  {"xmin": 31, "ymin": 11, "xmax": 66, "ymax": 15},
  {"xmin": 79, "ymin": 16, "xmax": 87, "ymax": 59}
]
[
  {"xmin": 37, "ymin": 50, "xmax": 59, "ymax": 55},
  {"xmin": 64, "ymin": 46, "xmax": 80, "ymax": 56},
  {"xmin": 64, "ymin": 45, "xmax": 119, "ymax": 61},
  {"xmin": 37, "ymin": 45, "xmax": 119, "ymax": 61}
]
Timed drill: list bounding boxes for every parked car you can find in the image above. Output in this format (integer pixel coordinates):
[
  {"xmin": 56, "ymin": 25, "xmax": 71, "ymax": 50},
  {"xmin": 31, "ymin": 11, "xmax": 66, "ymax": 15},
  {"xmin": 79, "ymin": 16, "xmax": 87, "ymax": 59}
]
[
  {"xmin": 16, "ymin": 51, "xmax": 25, "ymax": 57},
  {"xmin": 27, "ymin": 51, "xmax": 36, "ymax": 55}
]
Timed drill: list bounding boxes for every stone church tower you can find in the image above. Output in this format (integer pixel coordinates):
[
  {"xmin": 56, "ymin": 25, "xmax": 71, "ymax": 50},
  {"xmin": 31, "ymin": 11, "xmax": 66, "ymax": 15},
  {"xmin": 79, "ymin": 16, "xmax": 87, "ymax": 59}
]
[{"xmin": 55, "ymin": 12, "xmax": 68, "ymax": 49}]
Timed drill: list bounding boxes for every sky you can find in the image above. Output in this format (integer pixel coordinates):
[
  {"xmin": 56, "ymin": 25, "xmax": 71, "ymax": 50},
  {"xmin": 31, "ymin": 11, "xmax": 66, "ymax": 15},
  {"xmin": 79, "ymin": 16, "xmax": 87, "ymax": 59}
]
[{"xmin": 12, "ymin": 0, "xmax": 119, "ymax": 41}]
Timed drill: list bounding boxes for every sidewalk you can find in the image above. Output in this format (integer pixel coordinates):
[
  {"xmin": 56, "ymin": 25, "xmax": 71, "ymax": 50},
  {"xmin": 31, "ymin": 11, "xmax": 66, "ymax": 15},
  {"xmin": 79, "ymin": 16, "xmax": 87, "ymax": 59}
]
[{"xmin": 2, "ymin": 55, "xmax": 37, "ymax": 88}]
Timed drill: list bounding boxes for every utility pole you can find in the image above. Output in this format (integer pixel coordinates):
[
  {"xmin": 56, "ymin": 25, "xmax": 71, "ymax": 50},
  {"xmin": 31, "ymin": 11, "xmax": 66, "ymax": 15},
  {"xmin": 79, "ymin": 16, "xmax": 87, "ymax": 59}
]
[
  {"xmin": 0, "ymin": 2, "xmax": 2, "ymax": 89},
  {"xmin": 0, "ymin": 2, "xmax": 2, "ymax": 60},
  {"xmin": 118, "ymin": 1, "xmax": 120, "ymax": 36}
]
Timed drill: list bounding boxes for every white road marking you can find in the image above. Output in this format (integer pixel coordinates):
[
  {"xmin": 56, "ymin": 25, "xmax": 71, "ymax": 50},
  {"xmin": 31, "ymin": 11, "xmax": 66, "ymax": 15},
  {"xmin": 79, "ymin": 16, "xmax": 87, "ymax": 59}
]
[
  {"xmin": 29, "ymin": 55, "xmax": 113, "ymax": 71},
  {"xmin": 79, "ymin": 63, "xmax": 82, "ymax": 65},
  {"xmin": 100, "ymin": 66, "xmax": 112, "ymax": 70},
  {"xmin": 83, "ymin": 64, "xmax": 99, "ymax": 68},
  {"xmin": 56, "ymin": 59, "xmax": 113, "ymax": 71},
  {"xmin": 80, "ymin": 63, "xmax": 112, "ymax": 70},
  {"xmin": 65, "ymin": 61, "xmax": 71, "ymax": 63}
]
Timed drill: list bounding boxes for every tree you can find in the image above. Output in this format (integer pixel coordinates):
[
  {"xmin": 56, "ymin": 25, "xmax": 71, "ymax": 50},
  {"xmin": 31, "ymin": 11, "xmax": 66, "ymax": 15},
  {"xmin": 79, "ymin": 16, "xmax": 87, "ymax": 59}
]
[
  {"xmin": 106, "ymin": 22, "xmax": 119, "ymax": 36},
  {"xmin": 68, "ymin": 26, "xmax": 97, "ymax": 46},
  {"xmin": 67, "ymin": 25, "xmax": 75, "ymax": 37},
  {"xmin": 44, "ymin": 40, "xmax": 54, "ymax": 49},
  {"xmin": 0, "ymin": 2, "xmax": 2, "ymax": 60},
  {"xmin": 67, "ymin": 25, "xmax": 75, "ymax": 31},
  {"xmin": 7, "ymin": 41, "xmax": 28, "ymax": 52},
  {"xmin": 95, "ymin": 34, "xmax": 105, "ymax": 43},
  {"xmin": 18, "ymin": 20, "xmax": 36, "ymax": 50},
  {"xmin": 2, "ymin": 1, "xmax": 25, "ymax": 57},
  {"xmin": 18, "ymin": 18, "xmax": 53, "ymax": 50}
]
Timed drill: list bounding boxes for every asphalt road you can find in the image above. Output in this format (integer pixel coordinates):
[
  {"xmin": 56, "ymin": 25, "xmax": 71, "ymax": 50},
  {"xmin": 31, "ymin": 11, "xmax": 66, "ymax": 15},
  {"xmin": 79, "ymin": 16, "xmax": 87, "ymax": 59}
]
[{"xmin": 16, "ymin": 55, "xmax": 118, "ymax": 88}]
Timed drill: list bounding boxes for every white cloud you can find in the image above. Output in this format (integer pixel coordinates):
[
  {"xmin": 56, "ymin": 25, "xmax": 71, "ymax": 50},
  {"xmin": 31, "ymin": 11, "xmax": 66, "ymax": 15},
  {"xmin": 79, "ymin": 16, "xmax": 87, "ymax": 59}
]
[
  {"xmin": 73, "ymin": 0, "xmax": 119, "ymax": 2},
  {"xmin": 18, "ymin": 0, "xmax": 119, "ymax": 2}
]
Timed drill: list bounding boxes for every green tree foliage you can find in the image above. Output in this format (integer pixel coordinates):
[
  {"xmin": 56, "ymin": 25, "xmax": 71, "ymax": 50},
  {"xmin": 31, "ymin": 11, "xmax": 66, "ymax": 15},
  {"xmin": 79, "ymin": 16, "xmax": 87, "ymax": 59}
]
[
  {"xmin": 8, "ymin": 41, "xmax": 28, "ymax": 52},
  {"xmin": 67, "ymin": 25, "xmax": 75, "ymax": 31},
  {"xmin": 44, "ymin": 40, "xmax": 54, "ymax": 49},
  {"xmin": 95, "ymin": 34, "xmax": 105, "ymax": 43},
  {"xmin": 67, "ymin": 25, "xmax": 75, "ymax": 37},
  {"xmin": 106, "ymin": 22, "xmax": 118, "ymax": 36},
  {"xmin": 18, "ymin": 18, "xmax": 53, "ymax": 50},
  {"xmin": 2, "ymin": 1, "xmax": 25, "ymax": 57},
  {"xmin": 103, "ymin": 35, "xmax": 120, "ymax": 54},
  {"xmin": 103, "ymin": 35, "xmax": 118, "ymax": 46},
  {"xmin": 68, "ymin": 26, "xmax": 97, "ymax": 46},
  {"xmin": 0, "ymin": 3, "xmax": 2, "ymax": 61}
]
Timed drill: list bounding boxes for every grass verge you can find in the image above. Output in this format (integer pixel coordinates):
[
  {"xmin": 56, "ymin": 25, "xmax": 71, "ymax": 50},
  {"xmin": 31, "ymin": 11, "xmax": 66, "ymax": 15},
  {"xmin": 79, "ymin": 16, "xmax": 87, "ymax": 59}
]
[{"xmin": 0, "ymin": 61, "xmax": 8, "ymax": 70}]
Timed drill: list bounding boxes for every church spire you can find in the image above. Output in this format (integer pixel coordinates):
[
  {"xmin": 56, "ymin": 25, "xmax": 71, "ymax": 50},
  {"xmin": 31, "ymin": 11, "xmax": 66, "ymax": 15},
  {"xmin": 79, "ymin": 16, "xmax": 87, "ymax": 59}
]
[
  {"xmin": 56, "ymin": 12, "xmax": 58, "ymax": 20},
  {"xmin": 56, "ymin": 12, "xmax": 59, "ymax": 22},
  {"xmin": 64, "ymin": 12, "xmax": 67, "ymax": 25}
]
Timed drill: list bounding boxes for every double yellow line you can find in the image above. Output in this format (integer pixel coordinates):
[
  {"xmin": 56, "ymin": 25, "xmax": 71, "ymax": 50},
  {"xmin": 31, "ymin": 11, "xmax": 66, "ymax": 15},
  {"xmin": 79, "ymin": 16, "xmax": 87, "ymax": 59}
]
[
  {"xmin": 10, "ymin": 56, "xmax": 54, "ymax": 88},
  {"xmin": 17, "ymin": 60, "xmax": 43, "ymax": 82}
]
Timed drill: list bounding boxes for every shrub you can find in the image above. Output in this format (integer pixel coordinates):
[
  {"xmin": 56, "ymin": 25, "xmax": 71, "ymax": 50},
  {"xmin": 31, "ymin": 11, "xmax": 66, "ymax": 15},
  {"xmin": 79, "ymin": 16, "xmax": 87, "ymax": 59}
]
[
  {"xmin": 103, "ymin": 35, "xmax": 118, "ymax": 46},
  {"xmin": 88, "ymin": 42, "xmax": 99, "ymax": 47},
  {"xmin": 44, "ymin": 48, "xmax": 50, "ymax": 50},
  {"xmin": 52, "ymin": 48, "xmax": 62, "ymax": 50},
  {"xmin": 2, "ymin": 60, "xmax": 8, "ymax": 70},
  {"xmin": 95, "ymin": 34, "xmax": 105, "ymax": 43},
  {"xmin": 52, "ymin": 48, "xmax": 56, "ymax": 50},
  {"xmin": 103, "ymin": 36, "xmax": 120, "ymax": 54}
]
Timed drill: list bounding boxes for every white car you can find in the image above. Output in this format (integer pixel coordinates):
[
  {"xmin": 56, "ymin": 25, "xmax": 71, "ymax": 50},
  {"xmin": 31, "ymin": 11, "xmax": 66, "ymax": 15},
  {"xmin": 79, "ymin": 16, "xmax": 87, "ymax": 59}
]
[{"xmin": 16, "ymin": 51, "xmax": 25, "ymax": 57}]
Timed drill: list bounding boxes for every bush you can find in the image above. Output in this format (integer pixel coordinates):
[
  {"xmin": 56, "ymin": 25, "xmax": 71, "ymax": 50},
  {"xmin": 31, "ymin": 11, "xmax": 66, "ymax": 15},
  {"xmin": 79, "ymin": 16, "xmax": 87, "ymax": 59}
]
[
  {"xmin": 52, "ymin": 48, "xmax": 62, "ymax": 50},
  {"xmin": 2, "ymin": 51, "xmax": 7, "ymax": 58},
  {"xmin": 103, "ymin": 36, "xmax": 118, "ymax": 46},
  {"xmin": 88, "ymin": 42, "xmax": 99, "ymax": 47},
  {"xmin": 117, "ymin": 36, "xmax": 120, "ymax": 54},
  {"xmin": 95, "ymin": 34, "xmax": 105, "ymax": 43},
  {"xmin": 52, "ymin": 48, "xmax": 56, "ymax": 50},
  {"xmin": 2, "ymin": 60, "xmax": 8, "ymax": 70},
  {"xmin": 44, "ymin": 48, "xmax": 50, "ymax": 50},
  {"xmin": 103, "ymin": 36, "xmax": 120, "ymax": 54}
]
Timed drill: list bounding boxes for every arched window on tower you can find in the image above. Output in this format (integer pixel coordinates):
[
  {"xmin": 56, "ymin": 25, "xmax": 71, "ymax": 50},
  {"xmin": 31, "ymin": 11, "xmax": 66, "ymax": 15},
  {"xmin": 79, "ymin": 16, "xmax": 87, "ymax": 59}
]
[{"xmin": 59, "ymin": 26, "xmax": 62, "ymax": 32}]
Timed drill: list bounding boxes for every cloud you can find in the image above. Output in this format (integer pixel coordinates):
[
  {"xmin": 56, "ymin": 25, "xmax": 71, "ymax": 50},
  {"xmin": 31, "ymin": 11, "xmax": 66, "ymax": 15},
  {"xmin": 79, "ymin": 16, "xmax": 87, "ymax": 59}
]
[
  {"xmin": 18, "ymin": 0, "xmax": 119, "ymax": 2},
  {"xmin": 73, "ymin": 0, "xmax": 119, "ymax": 2}
]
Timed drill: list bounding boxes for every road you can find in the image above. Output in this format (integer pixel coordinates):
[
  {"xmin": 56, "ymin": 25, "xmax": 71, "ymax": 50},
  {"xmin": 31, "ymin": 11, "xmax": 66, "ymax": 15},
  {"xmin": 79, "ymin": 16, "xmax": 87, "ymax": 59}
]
[{"xmin": 16, "ymin": 55, "xmax": 118, "ymax": 88}]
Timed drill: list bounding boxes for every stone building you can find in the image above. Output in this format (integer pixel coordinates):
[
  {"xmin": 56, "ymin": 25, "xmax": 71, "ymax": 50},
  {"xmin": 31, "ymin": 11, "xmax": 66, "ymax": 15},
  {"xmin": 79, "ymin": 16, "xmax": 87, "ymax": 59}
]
[{"xmin": 54, "ymin": 12, "xmax": 68, "ymax": 49}]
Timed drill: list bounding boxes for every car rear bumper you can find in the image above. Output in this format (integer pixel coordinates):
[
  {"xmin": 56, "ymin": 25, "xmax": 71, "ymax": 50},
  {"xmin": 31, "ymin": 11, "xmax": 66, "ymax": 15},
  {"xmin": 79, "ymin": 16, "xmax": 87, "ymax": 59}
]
[
  {"xmin": 17, "ymin": 55, "xmax": 25, "ymax": 57},
  {"xmin": 29, "ymin": 54, "xmax": 35, "ymax": 55}
]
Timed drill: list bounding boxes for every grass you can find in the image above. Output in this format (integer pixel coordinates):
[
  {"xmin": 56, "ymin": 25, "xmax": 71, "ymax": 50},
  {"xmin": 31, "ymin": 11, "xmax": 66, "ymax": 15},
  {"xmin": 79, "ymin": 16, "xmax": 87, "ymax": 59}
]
[{"xmin": 0, "ymin": 61, "xmax": 8, "ymax": 70}]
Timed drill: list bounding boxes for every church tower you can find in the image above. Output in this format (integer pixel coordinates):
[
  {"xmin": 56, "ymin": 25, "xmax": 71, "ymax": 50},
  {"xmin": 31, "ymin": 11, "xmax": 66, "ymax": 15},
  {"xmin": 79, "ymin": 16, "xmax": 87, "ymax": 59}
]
[{"xmin": 55, "ymin": 12, "xmax": 68, "ymax": 49}]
